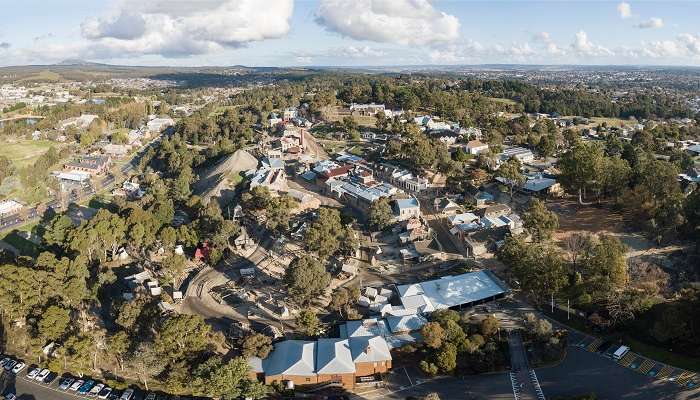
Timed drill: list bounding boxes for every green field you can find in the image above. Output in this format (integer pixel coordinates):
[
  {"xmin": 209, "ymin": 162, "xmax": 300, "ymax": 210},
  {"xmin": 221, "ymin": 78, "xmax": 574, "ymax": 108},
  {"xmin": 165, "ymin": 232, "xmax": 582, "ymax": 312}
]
[
  {"xmin": 488, "ymin": 97, "xmax": 518, "ymax": 106},
  {"xmin": 2, "ymin": 139, "xmax": 63, "ymax": 168}
]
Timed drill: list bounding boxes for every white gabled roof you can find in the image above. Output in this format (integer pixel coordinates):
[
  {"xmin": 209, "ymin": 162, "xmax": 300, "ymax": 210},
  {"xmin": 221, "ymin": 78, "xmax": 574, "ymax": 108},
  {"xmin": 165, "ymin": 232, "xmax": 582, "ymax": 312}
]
[
  {"xmin": 349, "ymin": 336, "xmax": 392, "ymax": 363},
  {"xmin": 316, "ymin": 339, "xmax": 355, "ymax": 374},
  {"xmin": 263, "ymin": 340, "xmax": 316, "ymax": 376}
]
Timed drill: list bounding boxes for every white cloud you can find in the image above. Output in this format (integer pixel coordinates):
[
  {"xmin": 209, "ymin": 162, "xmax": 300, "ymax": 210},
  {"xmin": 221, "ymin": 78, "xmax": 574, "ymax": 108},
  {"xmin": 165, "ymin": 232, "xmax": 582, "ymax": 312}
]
[
  {"xmin": 635, "ymin": 17, "xmax": 664, "ymax": 29},
  {"xmin": 618, "ymin": 2, "xmax": 632, "ymax": 18},
  {"xmin": 0, "ymin": 42, "xmax": 10, "ymax": 50},
  {"xmin": 80, "ymin": 0, "xmax": 294, "ymax": 58},
  {"xmin": 533, "ymin": 31, "xmax": 565, "ymax": 56},
  {"xmin": 339, "ymin": 46, "xmax": 385, "ymax": 58},
  {"xmin": 640, "ymin": 40, "xmax": 684, "ymax": 58},
  {"xmin": 295, "ymin": 56, "xmax": 313, "ymax": 64},
  {"xmin": 678, "ymin": 33, "xmax": 700, "ymax": 56},
  {"xmin": 428, "ymin": 41, "xmax": 484, "ymax": 64},
  {"xmin": 315, "ymin": 0, "xmax": 460, "ymax": 46},
  {"xmin": 571, "ymin": 31, "xmax": 613, "ymax": 57}
]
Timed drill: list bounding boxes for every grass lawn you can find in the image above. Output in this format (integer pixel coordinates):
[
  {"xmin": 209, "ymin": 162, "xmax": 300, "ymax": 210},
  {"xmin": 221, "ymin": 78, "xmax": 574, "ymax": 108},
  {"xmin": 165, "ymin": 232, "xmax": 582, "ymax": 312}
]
[
  {"xmin": 2, "ymin": 139, "xmax": 64, "ymax": 168},
  {"xmin": 488, "ymin": 97, "xmax": 517, "ymax": 106}
]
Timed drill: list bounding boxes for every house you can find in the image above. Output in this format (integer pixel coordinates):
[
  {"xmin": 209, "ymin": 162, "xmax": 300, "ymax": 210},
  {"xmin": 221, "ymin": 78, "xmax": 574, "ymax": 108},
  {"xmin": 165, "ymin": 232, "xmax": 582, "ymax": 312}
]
[
  {"xmin": 282, "ymin": 107, "xmax": 298, "ymax": 120},
  {"xmin": 433, "ymin": 197, "xmax": 461, "ymax": 215},
  {"xmin": 103, "ymin": 143, "xmax": 130, "ymax": 158},
  {"xmin": 521, "ymin": 175, "xmax": 563, "ymax": 197},
  {"xmin": 466, "ymin": 140, "xmax": 489, "ymax": 155},
  {"xmin": 59, "ymin": 114, "xmax": 98, "ymax": 131},
  {"xmin": 394, "ymin": 198, "xmax": 420, "ymax": 221},
  {"xmin": 146, "ymin": 117, "xmax": 174, "ymax": 134},
  {"xmin": 350, "ymin": 103, "xmax": 386, "ymax": 116},
  {"xmin": 480, "ymin": 204, "xmax": 511, "ymax": 219},
  {"xmin": 64, "ymin": 155, "xmax": 111, "ymax": 175},
  {"xmin": 249, "ymin": 335, "xmax": 392, "ymax": 389},
  {"xmin": 0, "ymin": 200, "xmax": 23, "ymax": 218},
  {"xmin": 474, "ymin": 191, "xmax": 494, "ymax": 206},
  {"xmin": 194, "ymin": 242, "xmax": 211, "ymax": 262},
  {"xmin": 432, "ymin": 130, "xmax": 460, "ymax": 146},
  {"xmin": 500, "ymin": 146, "xmax": 534, "ymax": 163}
]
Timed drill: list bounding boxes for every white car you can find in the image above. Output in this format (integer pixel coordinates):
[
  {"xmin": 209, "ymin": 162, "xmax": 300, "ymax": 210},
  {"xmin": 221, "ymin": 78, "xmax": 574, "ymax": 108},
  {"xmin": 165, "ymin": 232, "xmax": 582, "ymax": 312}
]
[
  {"xmin": 120, "ymin": 388, "xmax": 134, "ymax": 400},
  {"xmin": 88, "ymin": 383, "xmax": 104, "ymax": 397},
  {"xmin": 26, "ymin": 368, "xmax": 40, "ymax": 379},
  {"xmin": 69, "ymin": 379, "xmax": 85, "ymax": 391},
  {"xmin": 35, "ymin": 368, "xmax": 50, "ymax": 382},
  {"xmin": 5, "ymin": 393, "xmax": 17, "ymax": 400},
  {"xmin": 11, "ymin": 362, "xmax": 25, "ymax": 374}
]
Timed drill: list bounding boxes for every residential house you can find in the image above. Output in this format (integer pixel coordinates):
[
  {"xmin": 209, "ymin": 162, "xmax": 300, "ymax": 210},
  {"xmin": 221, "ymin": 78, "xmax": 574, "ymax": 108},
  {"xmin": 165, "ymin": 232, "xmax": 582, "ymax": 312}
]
[
  {"xmin": 474, "ymin": 191, "xmax": 494, "ymax": 206},
  {"xmin": 0, "ymin": 200, "xmax": 23, "ymax": 218},
  {"xmin": 146, "ymin": 117, "xmax": 174, "ymax": 134},
  {"xmin": 466, "ymin": 140, "xmax": 489, "ymax": 155},
  {"xmin": 103, "ymin": 143, "xmax": 131, "ymax": 158},
  {"xmin": 500, "ymin": 146, "xmax": 534, "ymax": 163},
  {"xmin": 350, "ymin": 103, "xmax": 385, "ymax": 116},
  {"xmin": 64, "ymin": 155, "xmax": 111, "ymax": 176},
  {"xmin": 282, "ymin": 107, "xmax": 298, "ymax": 120},
  {"xmin": 433, "ymin": 197, "xmax": 461, "ymax": 215},
  {"xmin": 394, "ymin": 198, "xmax": 420, "ymax": 222}
]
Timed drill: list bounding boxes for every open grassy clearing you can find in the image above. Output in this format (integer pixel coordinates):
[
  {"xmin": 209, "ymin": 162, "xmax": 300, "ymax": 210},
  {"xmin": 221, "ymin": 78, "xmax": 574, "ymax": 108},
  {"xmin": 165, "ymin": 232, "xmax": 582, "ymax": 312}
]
[
  {"xmin": 17, "ymin": 69, "xmax": 61, "ymax": 83},
  {"xmin": 2, "ymin": 138, "xmax": 65, "ymax": 168},
  {"xmin": 488, "ymin": 97, "xmax": 518, "ymax": 106},
  {"xmin": 321, "ymin": 106, "xmax": 377, "ymax": 127}
]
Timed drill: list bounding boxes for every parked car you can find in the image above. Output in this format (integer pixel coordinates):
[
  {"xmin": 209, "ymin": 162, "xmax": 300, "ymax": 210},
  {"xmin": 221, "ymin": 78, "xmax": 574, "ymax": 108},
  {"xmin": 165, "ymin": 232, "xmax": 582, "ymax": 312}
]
[
  {"xmin": 89, "ymin": 383, "xmax": 105, "ymax": 397},
  {"xmin": 26, "ymin": 367, "xmax": 40, "ymax": 379},
  {"xmin": 0, "ymin": 358, "xmax": 11, "ymax": 368},
  {"xmin": 11, "ymin": 362, "xmax": 25, "ymax": 374},
  {"xmin": 4, "ymin": 393, "xmax": 16, "ymax": 400},
  {"xmin": 69, "ymin": 379, "xmax": 85, "ymax": 391},
  {"xmin": 145, "ymin": 393, "xmax": 156, "ymax": 400},
  {"xmin": 98, "ymin": 386, "xmax": 113, "ymax": 399},
  {"xmin": 59, "ymin": 377, "xmax": 75, "ymax": 390},
  {"xmin": 35, "ymin": 368, "xmax": 50, "ymax": 381},
  {"xmin": 79, "ymin": 380, "xmax": 96, "ymax": 394},
  {"xmin": 43, "ymin": 371, "xmax": 57, "ymax": 384},
  {"xmin": 3, "ymin": 360, "xmax": 17, "ymax": 371},
  {"xmin": 120, "ymin": 388, "xmax": 134, "ymax": 400}
]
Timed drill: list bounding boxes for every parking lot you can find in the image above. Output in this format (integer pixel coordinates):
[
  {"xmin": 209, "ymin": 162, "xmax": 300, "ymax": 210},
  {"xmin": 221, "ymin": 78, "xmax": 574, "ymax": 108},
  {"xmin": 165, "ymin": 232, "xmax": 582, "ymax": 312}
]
[
  {"xmin": 570, "ymin": 333, "xmax": 698, "ymax": 391},
  {"xmin": 534, "ymin": 332, "xmax": 700, "ymax": 400}
]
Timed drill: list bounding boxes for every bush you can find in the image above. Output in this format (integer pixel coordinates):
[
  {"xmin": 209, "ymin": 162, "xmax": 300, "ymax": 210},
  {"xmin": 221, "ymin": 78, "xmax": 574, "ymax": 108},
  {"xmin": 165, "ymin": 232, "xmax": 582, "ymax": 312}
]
[{"xmin": 419, "ymin": 360, "xmax": 439, "ymax": 376}]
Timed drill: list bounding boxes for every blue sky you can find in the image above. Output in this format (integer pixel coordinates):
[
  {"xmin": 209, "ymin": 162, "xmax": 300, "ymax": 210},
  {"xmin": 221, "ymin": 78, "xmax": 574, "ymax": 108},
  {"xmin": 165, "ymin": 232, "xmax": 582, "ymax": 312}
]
[{"xmin": 1, "ymin": 0, "xmax": 699, "ymax": 67}]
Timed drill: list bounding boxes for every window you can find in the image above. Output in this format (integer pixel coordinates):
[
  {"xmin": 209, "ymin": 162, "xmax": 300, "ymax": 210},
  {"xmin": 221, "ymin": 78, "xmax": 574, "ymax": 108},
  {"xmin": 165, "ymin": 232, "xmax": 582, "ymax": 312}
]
[{"xmin": 305, "ymin": 378, "xmax": 310, "ymax": 382}]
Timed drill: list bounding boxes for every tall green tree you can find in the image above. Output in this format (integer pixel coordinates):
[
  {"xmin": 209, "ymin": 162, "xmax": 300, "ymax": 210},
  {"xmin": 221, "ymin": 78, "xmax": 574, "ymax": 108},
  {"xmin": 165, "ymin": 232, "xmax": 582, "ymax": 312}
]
[
  {"xmin": 522, "ymin": 198, "xmax": 559, "ymax": 242},
  {"xmin": 284, "ymin": 255, "xmax": 331, "ymax": 305}
]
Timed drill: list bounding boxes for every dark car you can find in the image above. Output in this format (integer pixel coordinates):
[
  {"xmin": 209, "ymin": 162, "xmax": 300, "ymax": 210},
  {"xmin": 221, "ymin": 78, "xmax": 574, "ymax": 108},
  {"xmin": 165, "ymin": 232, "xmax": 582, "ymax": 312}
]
[{"xmin": 43, "ymin": 372, "xmax": 58, "ymax": 384}]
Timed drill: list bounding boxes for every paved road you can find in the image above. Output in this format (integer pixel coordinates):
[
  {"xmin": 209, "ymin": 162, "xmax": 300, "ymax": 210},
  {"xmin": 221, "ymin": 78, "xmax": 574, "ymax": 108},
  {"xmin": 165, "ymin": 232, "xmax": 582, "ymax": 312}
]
[{"xmin": 507, "ymin": 331, "xmax": 545, "ymax": 400}]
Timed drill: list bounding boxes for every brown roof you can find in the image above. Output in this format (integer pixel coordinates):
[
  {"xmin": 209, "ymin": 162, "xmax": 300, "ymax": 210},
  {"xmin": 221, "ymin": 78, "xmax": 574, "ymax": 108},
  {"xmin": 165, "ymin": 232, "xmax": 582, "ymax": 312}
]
[{"xmin": 467, "ymin": 140, "xmax": 486, "ymax": 148}]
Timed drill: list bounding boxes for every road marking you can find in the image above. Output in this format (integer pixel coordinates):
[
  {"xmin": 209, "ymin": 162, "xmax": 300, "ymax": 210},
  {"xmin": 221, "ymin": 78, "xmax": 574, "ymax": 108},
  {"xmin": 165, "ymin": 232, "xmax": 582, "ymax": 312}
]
[
  {"xmin": 402, "ymin": 367, "xmax": 413, "ymax": 386},
  {"xmin": 637, "ymin": 359, "xmax": 655, "ymax": 374}
]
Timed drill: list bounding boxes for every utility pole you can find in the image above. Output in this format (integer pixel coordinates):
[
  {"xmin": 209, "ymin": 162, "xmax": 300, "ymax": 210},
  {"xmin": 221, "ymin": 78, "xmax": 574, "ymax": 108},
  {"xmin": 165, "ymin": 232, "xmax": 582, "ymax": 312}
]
[{"xmin": 567, "ymin": 299, "xmax": 570, "ymax": 320}]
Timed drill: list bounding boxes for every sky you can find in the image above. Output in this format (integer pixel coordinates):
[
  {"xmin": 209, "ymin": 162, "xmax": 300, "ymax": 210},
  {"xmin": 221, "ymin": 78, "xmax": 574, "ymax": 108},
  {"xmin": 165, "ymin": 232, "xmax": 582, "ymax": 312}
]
[{"xmin": 1, "ymin": 0, "xmax": 700, "ymax": 67}]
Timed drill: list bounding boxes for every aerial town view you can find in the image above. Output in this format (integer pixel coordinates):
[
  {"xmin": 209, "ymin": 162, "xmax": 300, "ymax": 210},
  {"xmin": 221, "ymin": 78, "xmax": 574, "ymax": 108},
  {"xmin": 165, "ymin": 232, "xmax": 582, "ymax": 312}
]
[{"xmin": 0, "ymin": 1, "xmax": 699, "ymax": 400}]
